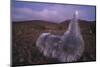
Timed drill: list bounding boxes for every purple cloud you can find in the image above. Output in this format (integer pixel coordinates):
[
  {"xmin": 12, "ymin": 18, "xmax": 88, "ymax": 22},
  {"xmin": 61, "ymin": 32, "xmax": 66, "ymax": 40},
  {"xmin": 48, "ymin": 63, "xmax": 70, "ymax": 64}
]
[
  {"xmin": 12, "ymin": 7, "xmax": 70, "ymax": 22},
  {"xmin": 12, "ymin": 2, "xmax": 96, "ymax": 22}
]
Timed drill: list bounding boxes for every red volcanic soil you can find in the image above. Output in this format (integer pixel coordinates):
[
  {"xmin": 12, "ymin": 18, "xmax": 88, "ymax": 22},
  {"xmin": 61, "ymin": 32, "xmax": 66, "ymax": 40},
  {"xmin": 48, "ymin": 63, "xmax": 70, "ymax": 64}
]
[{"xmin": 12, "ymin": 20, "xmax": 96, "ymax": 66}]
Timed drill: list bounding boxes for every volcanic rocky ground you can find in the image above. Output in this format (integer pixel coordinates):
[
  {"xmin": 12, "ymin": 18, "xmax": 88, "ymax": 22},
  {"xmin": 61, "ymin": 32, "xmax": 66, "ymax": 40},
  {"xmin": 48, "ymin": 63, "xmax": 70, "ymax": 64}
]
[{"xmin": 12, "ymin": 20, "xmax": 96, "ymax": 66}]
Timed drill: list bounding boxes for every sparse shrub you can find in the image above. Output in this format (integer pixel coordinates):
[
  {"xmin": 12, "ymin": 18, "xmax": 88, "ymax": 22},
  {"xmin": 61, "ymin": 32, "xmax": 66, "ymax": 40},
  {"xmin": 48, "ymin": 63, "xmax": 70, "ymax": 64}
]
[{"xmin": 33, "ymin": 24, "xmax": 45, "ymax": 30}]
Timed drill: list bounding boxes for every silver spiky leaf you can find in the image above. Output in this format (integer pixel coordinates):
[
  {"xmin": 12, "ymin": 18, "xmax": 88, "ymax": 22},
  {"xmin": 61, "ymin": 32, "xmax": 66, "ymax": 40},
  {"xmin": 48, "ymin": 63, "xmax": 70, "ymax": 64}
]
[{"xmin": 36, "ymin": 11, "xmax": 84, "ymax": 62}]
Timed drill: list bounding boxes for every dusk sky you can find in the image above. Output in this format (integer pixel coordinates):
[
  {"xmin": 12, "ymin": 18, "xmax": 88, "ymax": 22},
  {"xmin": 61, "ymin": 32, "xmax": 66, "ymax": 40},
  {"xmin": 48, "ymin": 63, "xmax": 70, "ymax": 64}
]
[{"xmin": 12, "ymin": 0, "xmax": 96, "ymax": 22}]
